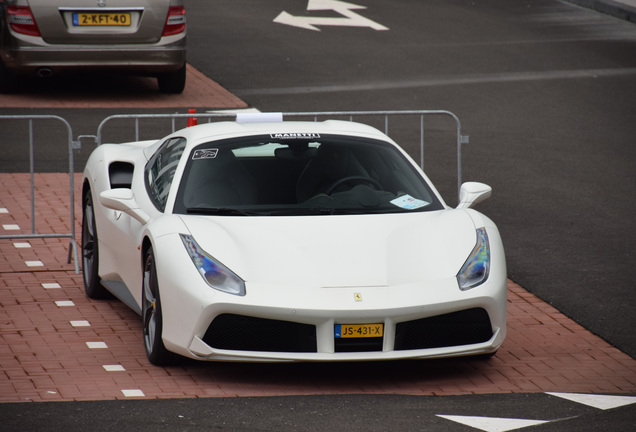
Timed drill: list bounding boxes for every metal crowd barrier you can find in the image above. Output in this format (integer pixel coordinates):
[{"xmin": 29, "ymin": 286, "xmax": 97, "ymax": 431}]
[
  {"xmin": 0, "ymin": 110, "xmax": 468, "ymax": 276},
  {"xmin": 95, "ymin": 110, "xmax": 469, "ymax": 199},
  {"xmin": 0, "ymin": 115, "xmax": 80, "ymax": 273}
]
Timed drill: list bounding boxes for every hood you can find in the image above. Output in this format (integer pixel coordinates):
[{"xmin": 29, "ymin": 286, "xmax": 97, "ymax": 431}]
[{"xmin": 179, "ymin": 211, "xmax": 477, "ymax": 288}]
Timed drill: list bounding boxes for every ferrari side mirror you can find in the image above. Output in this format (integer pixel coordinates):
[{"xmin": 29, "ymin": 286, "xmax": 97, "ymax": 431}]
[
  {"xmin": 99, "ymin": 188, "xmax": 150, "ymax": 224},
  {"xmin": 456, "ymin": 182, "xmax": 492, "ymax": 209}
]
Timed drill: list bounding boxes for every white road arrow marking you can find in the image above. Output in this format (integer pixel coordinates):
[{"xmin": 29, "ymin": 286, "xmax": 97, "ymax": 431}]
[
  {"xmin": 274, "ymin": 0, "xmax": 388, "ymax": 31},
  {"xmin": 436, "ymin": 415, "xmax": 550, "ymax": 432},
  {"xmin": 546, "ymin": 392, "xmax": 636, "ymax": 410}
]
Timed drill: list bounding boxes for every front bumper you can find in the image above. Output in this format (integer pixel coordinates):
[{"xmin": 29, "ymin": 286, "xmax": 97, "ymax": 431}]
[
  {"xmin": 189, "ymin": 307, "xmax": 505, "ymax": 362},
  {"xmin": 154, "ymin": 235, "xmax": 507, "ymax": 363}
]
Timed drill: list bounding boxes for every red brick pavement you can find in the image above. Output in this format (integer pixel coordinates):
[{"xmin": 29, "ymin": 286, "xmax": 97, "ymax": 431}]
[{"xmin": 1, "ymin": 173, "xmax": 635, "ymax": 403}]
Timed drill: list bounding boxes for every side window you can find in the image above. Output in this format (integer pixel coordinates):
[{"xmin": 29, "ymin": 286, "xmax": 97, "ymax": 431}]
[{"xmin": 145, "ymin": 137, "xmax": 187, "ymax": 211}]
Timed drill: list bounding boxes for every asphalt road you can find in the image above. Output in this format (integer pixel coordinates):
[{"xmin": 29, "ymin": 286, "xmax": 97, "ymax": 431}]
[
  {"xmin": 1, "ymin": 0, "xmax": 635, "ymax": 430},
  {"xmin": 2, "ymin": 393, "xmax": 636, "ymax": 432}
]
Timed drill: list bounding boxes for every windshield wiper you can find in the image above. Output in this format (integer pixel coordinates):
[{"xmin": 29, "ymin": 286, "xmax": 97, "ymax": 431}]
[
  {"xmin": 267, "ymin": 208, "xmax": 336, "ymax": 216},
  {"xmin": 268, "ymin": 208, "xmax": 402, "ymax": 216},
  {"xmin": 329, "ymin": 207, "xmax": 410, "ymax": 215},
  {"xmin": 186, "ymin": 207, "xmax": 263, "ymax": 216}
]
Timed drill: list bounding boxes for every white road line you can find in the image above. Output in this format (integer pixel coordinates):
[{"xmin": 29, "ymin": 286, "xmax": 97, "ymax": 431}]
[
  {"xmin": 3, "ymin": 224, "xmax": 20, "ymax": 230},
  {"xmin": 25, "ymin": 261, "xmax": 44, "ymax": 267},
  {"xmin": 436, "ymin": 415, "xmax": 549, "ymax": 432},
  {"xmin": 437, "ymin": 393, "xmax": 636, "ymax": 431},
  {"xmin": 42, "ymin": 283, "xmax": 61, "ymax": 289},
  {"xmin": 237, "ymin": 68, "xmax": 636, "ymax": 96},
  {"xmin": 546, "ymin": 392, "xmax": 636, "ymax": 410},
  {"xmin": 13, "ymin": 242, "xmax": 31, "ymax": 248},
  {"xmin": 207, "ymin": 108, "xmax": 261, "ymax": 114}
]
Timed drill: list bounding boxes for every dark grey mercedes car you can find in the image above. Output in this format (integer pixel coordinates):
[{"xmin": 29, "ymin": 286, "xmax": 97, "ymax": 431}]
[{"xmin": 0, "ymin": 0, "xmax": 187, "ymax": 93}]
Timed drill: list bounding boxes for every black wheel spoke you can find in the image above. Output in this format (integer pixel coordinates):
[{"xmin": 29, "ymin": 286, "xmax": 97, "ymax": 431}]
[
  {"xmin": 82, "ymin": 240, "xmax": 94, "ymax": 259},
  {"xmin": 142, "ymin": 249, "xmax": 175, "ymax": 365}
]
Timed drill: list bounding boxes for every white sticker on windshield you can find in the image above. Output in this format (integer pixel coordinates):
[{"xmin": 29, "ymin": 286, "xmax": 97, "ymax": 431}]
[
  {"xmin": 192, "ymin": 149, "xmax": 218, "ymax": 160},
  {"xmin": 390, "ymin": 195, "xmax": 429, "ymax": 210}
]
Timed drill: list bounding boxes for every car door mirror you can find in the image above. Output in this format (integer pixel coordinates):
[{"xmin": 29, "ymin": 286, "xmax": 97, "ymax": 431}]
[
  {"xmin": 456, "ymin": 182, "xmax": 492, "ymax": 209},
  {"xmin": 99, "ymin": 188, "xmax": 150, "ymax": 224}
]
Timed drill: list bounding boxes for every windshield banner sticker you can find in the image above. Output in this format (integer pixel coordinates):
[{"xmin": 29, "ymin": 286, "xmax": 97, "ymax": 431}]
[
  {"xmin": 390, "ymin": 195, "xmax": 429, "ymax": 210},
  {"xmin": 192, "ymin": 149, "xmax": 218, "ymax": 160},
  {"xmin": 270, "ymin": 133, "xmax": 320, "ymax": 139}
]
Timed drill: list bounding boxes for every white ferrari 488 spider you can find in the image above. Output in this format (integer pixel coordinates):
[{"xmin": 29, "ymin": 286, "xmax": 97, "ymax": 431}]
[{"xmin": 81, "ymin": 114, "xmax": 506, "ymax": 365}]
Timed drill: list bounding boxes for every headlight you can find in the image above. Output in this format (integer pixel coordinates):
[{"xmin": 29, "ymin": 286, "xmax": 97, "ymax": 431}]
[
  {"xmin": 180, "ymin": 234, "xmax": 246, "ymax": 296},
  {"xmin": 456, "ymin": 228, "xmax": 490, "ymax": 290}
]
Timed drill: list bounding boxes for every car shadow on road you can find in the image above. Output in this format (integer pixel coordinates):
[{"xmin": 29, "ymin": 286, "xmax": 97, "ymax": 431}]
[
  {"xmin": 164, "ymin": 354, "xmax": 495, "ymax": 396},
  {"xmin": 7, "ymin": 71, "xmax": 161, "ymax": 97},
  {"xmin": 0, "ymin": 63, "xmax": 248, "ymax": 109}
]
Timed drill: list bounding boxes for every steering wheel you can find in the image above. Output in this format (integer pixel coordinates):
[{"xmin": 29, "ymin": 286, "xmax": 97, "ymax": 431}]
[{"xmin": 326, "ymin": 176, "xmax": 382, "ymax": 195}]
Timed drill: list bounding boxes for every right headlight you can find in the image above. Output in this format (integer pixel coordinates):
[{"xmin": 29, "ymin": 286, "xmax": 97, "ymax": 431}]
[
  {"xmin": 180, "ymin": 234, "xmax": 246, "ymax": 296},
  {"xmin": 456, "ymin": 228, "xmax": 490, "ymax": 290}
]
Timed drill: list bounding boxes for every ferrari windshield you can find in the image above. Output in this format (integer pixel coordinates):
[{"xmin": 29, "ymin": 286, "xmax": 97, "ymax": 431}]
[{"xmin": 173, "ymin": 134, "xmax": 443, "ymax": 215}]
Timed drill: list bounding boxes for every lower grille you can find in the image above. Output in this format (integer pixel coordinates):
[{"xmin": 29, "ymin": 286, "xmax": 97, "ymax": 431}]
[
  {"xmin": 335, "ymin": 337, "xmax": 383, "ymax": 353},
  {"xmin": 203, "ymin": 314, "xmax": 317, "ymax": 353},
  {"xmin": 394, "ymin": 308, "xmax": 493, "ymax": 351}
]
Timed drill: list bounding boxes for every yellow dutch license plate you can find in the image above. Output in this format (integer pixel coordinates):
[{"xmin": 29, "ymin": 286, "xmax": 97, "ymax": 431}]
[
  {"xmin": 73, "ymin": 13, "xmax": 131, "ymax": 26},
  {"xmin": 335, "ymin": 324, "xmax": 383, "ymax": 338}
]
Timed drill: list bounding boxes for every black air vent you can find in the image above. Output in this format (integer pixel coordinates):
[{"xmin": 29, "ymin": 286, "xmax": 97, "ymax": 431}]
[
  {"xmin": 203, "ymin": 314, "xmax": 317, "ymax": 353},
  {"xmin": 395, "ymin": 308, "xmax": 493, "ymax": 351}
]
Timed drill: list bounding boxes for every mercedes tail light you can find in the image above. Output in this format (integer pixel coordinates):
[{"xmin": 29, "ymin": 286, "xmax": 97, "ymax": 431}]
[
  {"xmin": 8, "ymin": 6, "xmax": 41, "ymax": 37},
  {"xmin": 162, "ymin": 6, "xmax": 186, "ymax": 36}
]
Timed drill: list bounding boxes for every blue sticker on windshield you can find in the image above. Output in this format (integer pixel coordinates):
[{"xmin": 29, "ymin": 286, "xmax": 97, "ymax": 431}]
[
  {"xmin": 390, "ymin": 195, "xmax": 429, "ymax": 210},
  {"xmin": 192, "ymin": 149, "xmax": 218, "ymax": 160}
]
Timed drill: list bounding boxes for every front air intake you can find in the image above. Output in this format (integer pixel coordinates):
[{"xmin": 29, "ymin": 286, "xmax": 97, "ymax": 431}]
[
  {"xmin": 394, "ymin": 308, "xmax": 493, "ymax": 351},
  {"xmin": 203, "ymin": 314, "xmax": 317, "ymax": 353}
]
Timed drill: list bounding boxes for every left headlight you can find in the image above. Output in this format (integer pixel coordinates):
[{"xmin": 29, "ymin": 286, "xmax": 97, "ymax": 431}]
[
  {"xmin": 456, "ymin": 228, "xmax": 490, "ymax": 290},
  {"xmin": 180, "ymin": 234, "xmax": 246, "ymax": 296}
]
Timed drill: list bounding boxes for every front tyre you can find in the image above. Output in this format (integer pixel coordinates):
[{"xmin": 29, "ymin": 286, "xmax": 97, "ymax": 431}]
[
  {"xmin": 82, "ymin": 189, "xmax": 110, "ymax": 299},
  {"xmin": 142, "ymin": 246, "xmax": 177, "ymax": 365}
]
